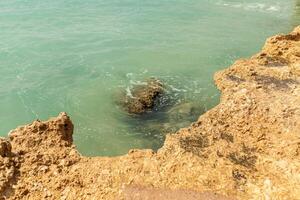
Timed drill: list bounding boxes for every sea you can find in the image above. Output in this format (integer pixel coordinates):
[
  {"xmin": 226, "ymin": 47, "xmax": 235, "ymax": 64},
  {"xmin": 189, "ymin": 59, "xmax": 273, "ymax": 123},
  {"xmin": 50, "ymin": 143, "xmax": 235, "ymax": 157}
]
[{"xmin": 0, "ymin": 0, "xmax": 298, "ymax": 156}]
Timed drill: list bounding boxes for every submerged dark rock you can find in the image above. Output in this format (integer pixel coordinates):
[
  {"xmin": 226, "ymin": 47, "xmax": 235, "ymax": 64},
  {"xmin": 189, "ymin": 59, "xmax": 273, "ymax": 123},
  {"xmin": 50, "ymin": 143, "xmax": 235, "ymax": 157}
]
[
  {"xmin": 122, "ymin": 78, "xmax": 164, "ymax": 114},
  {"xmin": 167, "ymin": 102, "xmax": 204, "ymax": 122},
  {"xmin": 129, "ymin": 102, "xmax": 205, "ymax": 143}
]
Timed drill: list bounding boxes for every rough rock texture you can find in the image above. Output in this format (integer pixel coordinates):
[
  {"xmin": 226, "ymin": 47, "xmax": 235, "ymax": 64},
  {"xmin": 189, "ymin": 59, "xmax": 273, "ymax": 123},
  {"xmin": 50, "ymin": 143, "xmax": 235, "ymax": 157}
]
[
  {"xmin": 0, "ymin": 27, "xmax": 300, "ymax": 199},
  {"xmin": 122, "ymin": 78, "xmax": 164, "ymax": 114},
  {"xmin": 122, "ymin": 186, "xmax": 234, "ymax": 200}
]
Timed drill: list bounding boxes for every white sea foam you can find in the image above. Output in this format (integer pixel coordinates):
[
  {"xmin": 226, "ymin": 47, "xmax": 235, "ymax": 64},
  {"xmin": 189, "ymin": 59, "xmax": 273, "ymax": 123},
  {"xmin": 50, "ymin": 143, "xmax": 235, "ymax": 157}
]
[
  {"xmin": 125, "ymin": 86, "xmax": 134, "ymax": 98},
  {"xmin": 169, "ymin": 85, "xmax": 187, "ymax": 92},
  {"xmin": 126, "ymin": 73, "xmax": 133, "ymax": 78},
  {"xmin": 267, "ymin": 6, "xmax": 279, "ymax": 12},
  {"xmin": 216, "ymin": 1, "xmax": 281, "ymax": 13},
  {"xmin": 129, "ymin": 80, "xmax": 147, "ymax": 86}
]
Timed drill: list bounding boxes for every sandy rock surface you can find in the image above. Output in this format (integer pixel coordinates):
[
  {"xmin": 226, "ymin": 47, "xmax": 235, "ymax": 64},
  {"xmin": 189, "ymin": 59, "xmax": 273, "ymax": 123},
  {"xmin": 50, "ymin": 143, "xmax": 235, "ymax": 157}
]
[{"xmin": 0, "ymin": 27, "xmax": 299, "ymax": 199}]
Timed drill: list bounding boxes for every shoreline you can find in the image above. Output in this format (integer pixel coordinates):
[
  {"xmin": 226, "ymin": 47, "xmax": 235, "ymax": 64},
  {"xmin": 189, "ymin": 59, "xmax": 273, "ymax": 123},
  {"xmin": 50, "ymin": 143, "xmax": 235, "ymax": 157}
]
[{"xmin": 0, "ymin": 26, "xmax": 299, "ymax": 199}]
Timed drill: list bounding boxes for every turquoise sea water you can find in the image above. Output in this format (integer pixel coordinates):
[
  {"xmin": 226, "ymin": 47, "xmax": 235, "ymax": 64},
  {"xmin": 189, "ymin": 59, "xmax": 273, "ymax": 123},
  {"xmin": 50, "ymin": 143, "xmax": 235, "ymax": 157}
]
[{"xmin": 0, "ymin": 0, "xmax": 298, "ymax": 156}]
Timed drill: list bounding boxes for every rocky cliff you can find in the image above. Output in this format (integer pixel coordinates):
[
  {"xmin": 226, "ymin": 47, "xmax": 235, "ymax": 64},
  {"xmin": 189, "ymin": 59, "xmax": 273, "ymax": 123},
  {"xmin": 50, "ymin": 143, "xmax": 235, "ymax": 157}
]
[{"xmin": 0, "ymin": 27, "xmax": 299, "ymax": 200}]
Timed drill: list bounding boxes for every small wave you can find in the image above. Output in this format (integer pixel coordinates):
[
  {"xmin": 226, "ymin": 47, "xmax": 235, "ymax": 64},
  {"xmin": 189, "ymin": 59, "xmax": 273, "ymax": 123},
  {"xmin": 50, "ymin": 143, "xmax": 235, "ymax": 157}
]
[
  {"xmin": 266, "ymin": 6, "xmax": 279, "ymax": 12},
  {"xmin": 126, "ymin": 73, "xmax": 133, "ymax": 78},
  {"xmin": 168, "ymin": 85, "xmax": 187, "ymax": 92},
  {"xmin": 129, "ymin": 80, "xmax": 148, "ymax": 86},
  {"xmin": 216, "ymin": 1, "xmax": 281, "ymax": 13}
]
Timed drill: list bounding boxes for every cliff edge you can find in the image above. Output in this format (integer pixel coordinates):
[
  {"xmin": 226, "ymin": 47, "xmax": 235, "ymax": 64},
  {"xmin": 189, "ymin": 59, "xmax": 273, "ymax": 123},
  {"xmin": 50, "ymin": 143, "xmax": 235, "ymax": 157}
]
[{"xmin": 0, "ymin": 27, "xmax": 299, "ymax": 199}]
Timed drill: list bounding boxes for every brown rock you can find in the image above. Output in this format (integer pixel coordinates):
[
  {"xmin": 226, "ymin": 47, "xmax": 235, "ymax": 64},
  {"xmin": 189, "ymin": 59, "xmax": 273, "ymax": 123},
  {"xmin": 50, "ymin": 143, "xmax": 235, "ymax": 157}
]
[
  {"xmin": 123, "ymin": 78, "xmax": 164, "ymax": 114},
  {"xmin": 123, "ymin": 186, "xmax": 235, "ymax": 200}
]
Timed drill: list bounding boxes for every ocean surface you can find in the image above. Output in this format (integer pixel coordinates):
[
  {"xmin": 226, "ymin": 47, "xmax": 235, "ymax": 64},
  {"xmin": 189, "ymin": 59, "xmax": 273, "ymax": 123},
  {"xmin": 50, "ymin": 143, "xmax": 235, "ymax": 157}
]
[{"xmin": 0, "ymin": 0, "xmax": 298, "ymax": 156}]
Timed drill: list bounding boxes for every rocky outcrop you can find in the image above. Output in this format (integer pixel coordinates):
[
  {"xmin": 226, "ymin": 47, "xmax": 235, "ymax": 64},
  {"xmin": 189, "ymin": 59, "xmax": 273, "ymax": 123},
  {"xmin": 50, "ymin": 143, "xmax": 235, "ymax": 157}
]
[
  {"xmin": 122, "ymin": 78, "xmax": 164, "ymax": 114},
  {"xmin": 0, "ymin": 27, "xmax": 299, "ymax": 199}
]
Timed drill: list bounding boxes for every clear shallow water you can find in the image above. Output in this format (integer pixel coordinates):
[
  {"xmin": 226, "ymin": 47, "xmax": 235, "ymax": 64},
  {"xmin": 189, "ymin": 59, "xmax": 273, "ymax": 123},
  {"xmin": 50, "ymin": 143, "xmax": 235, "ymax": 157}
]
[{"xmin": 0, "ymin": 0, "xmax": 298, "ymax": 156}]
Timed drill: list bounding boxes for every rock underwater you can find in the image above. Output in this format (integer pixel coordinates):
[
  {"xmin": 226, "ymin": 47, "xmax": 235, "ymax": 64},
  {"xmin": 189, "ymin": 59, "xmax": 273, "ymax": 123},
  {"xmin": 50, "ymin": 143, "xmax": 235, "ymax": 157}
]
[{"xmin": 121, "ymin": 78, "xmax": 165, "ymax": 115}]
